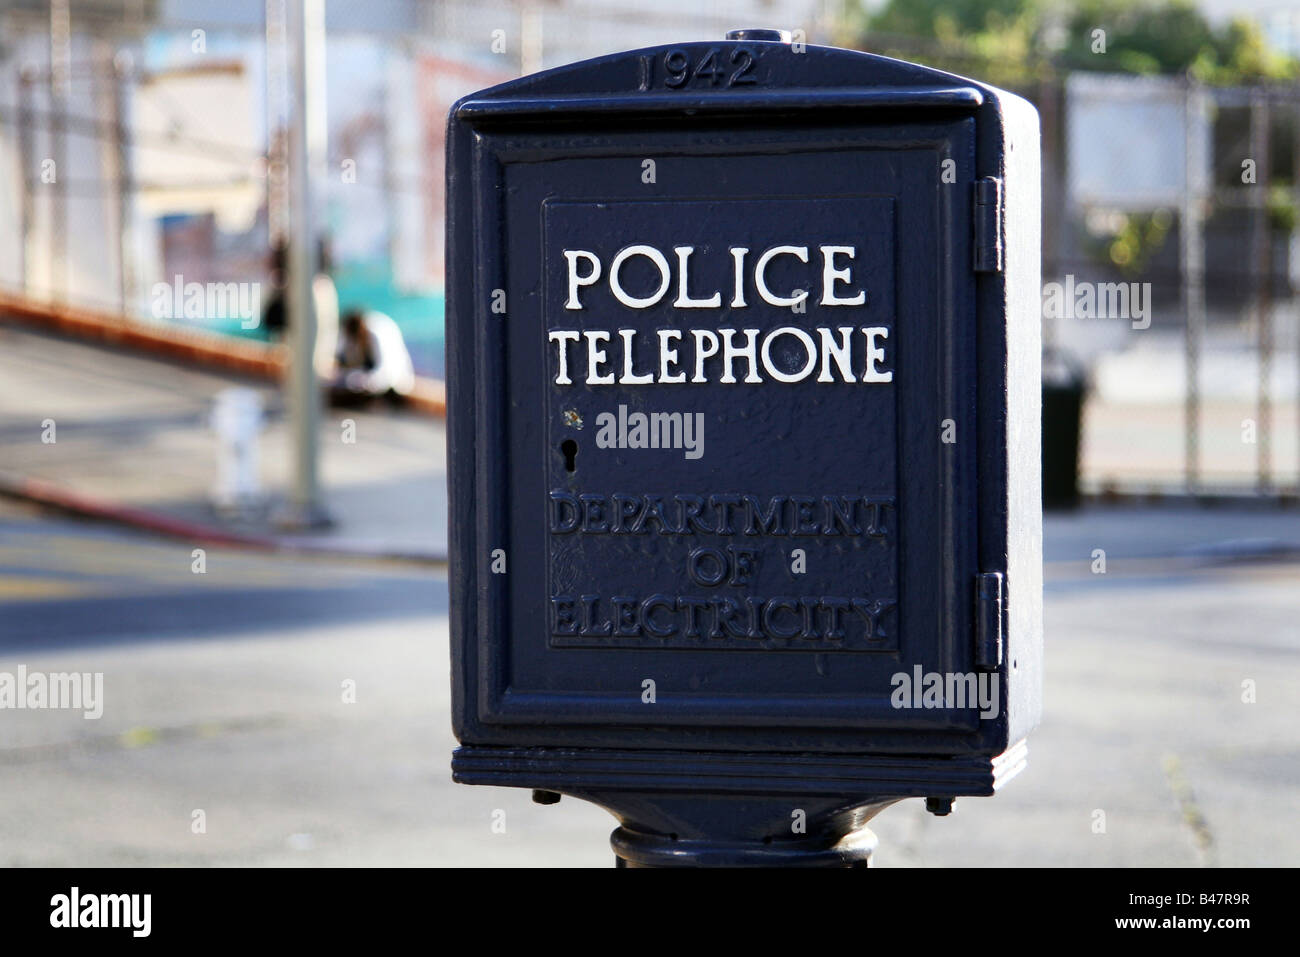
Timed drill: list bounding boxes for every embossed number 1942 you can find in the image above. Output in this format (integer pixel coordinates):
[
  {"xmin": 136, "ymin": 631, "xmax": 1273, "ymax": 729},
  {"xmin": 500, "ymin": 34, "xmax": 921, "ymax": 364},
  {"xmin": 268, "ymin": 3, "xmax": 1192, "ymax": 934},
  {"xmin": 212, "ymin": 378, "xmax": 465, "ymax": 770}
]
[{"xmin": 639, "ymin": 47, "xmax": 760, "ymax": 90}]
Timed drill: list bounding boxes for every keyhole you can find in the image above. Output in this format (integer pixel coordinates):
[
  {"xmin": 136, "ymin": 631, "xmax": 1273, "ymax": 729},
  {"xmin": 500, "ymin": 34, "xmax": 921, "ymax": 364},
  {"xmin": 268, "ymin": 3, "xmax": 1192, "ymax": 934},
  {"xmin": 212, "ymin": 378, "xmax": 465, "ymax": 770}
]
[{"xmin": 561, "ymin": 439, "xmax": 578, "ymax": 472}]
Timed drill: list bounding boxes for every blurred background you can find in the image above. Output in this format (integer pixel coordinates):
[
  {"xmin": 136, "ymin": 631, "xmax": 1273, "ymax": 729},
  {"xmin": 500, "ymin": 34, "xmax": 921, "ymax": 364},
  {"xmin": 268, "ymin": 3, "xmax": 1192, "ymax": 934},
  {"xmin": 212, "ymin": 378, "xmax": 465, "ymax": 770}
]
[{"xmin": 0, "ymin": 0, "xmax": 1297, "ymax": 867}]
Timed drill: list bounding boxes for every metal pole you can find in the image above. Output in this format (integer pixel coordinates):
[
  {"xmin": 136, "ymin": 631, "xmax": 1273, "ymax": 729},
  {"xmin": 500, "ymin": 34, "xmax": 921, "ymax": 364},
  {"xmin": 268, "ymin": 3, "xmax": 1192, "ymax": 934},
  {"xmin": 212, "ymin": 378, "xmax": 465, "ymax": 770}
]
[
  {"xmin": 118, "ymin": 4, "xmax": 144, "ymax": 316},
  {"xmin": 17, "ymin": 67, "xmax": 34, "ymax": 297},
  {"xmin": 1294, "ymin": 82, "xmax": 1300, "ymax": 496},
  {"xmin": 49, "ymin": 0, "xmax": 71, "ymax": 304},
  {"xmin": 266, "ymin": 0, "xmax": 289, "ymax": 250},
  {"xmin": 114, "ymin": 50, "xmax": 136, "ymax": 318},
  {"xmin": 1182, "ymin": 80, "xmax": 1205, "ymax": 495},
  {"xmin": 520, "ymin": 0, "xmax": 543, "ymax": 76},
  {"xmin": 1250, "ymin": 89, "xmax": 1272, "ymax": 494},
  {"xmin": 281, "ymin": 0, "xmax": 329, "ymax": 527},
  {"xmin": 1039, "ymin": 72, "xmax": 1062, "ymax": 352},
  {"xmin": 1292, "ymin": 16, "xmax": 1300, "ymax": 499},
  {"xmin": 95, "ymin": 40, "xmax": 129, "ymax": 317}
]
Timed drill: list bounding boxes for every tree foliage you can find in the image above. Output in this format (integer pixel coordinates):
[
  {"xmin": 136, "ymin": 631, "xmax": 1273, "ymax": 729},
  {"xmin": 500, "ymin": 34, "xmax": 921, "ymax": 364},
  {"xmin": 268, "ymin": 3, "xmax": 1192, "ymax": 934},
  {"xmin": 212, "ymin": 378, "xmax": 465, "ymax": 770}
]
[{"xmin": 846, "ymin": 0, "xmax": 1296, "ymax": 86}]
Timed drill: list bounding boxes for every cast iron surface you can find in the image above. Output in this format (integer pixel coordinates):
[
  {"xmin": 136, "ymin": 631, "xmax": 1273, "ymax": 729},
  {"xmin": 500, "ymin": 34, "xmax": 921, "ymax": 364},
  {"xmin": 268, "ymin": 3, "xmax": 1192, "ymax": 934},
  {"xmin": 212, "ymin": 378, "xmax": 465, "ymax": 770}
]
[{"xmin": 445, "ymin": 36, "xmax": 1041, "ymax": 864}]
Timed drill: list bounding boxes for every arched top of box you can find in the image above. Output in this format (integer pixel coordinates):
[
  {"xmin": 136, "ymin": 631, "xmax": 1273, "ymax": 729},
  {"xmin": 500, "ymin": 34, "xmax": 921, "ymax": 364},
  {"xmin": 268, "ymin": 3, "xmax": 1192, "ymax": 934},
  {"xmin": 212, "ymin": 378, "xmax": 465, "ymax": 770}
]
[{"xmin": 451, "ymin": 41, "xmax": 996, "ymax": 125}]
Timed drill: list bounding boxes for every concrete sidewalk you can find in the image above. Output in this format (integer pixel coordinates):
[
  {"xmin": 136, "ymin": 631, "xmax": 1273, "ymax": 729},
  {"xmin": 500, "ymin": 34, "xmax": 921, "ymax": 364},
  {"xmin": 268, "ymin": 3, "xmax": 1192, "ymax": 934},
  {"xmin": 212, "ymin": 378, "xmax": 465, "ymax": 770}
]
[{"xmin": 0, "ymin": 324, "xmax": 446, "ymax": 561}]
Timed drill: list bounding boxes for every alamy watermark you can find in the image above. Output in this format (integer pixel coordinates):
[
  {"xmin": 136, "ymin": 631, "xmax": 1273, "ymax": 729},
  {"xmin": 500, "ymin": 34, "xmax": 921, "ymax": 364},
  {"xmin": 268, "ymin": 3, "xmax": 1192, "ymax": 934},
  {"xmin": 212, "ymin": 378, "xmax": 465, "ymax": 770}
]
[
  {"xmin": 50, "ymin": 887, "xmax": 150, "ymax": 937},
  {"xmin": 594, "ymin": 404, "xmax": 704, "ymax": 460},
  {"xmin": 1042, "ymin": 274, "xmax": 1151, "ymax": 330},
  {"xmin": 151, "ymin": 274, "xmax": 261, "ymax": 329},
  {"xmin": 0, "ymin": 666, "xmax": 103, "ymax": 719},
  {"xmin": 890, "ymin": 666, "xmax": 998, "ymax": 720}
]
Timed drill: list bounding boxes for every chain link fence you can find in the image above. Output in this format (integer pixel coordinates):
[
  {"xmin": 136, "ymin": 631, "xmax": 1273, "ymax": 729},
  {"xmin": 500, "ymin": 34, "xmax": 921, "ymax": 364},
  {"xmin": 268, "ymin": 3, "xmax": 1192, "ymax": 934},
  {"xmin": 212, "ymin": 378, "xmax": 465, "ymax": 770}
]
[{"xmin": 1040, "ymin": 72, "xmax": 1300, "ymax": 498}]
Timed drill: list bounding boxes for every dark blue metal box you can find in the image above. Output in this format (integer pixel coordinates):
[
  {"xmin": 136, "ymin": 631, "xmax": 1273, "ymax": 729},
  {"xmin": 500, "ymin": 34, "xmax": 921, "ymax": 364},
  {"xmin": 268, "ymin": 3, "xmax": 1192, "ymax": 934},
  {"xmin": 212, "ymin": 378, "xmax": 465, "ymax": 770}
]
[{"xmin": 446, "ymin": 34, "xmax": 1041, "ymax": 865}]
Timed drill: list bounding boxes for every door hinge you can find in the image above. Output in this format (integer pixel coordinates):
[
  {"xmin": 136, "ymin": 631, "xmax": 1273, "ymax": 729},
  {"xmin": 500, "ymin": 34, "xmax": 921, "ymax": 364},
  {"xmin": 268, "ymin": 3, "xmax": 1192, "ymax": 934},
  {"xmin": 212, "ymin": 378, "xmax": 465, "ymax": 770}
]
[
  {"xmin": 975, "ymin": 571, "xmax": 1004, "ymax": 671},
  {"xmin": 974, "ymin": 176, "xmax": 1003, "ymax": 274}
]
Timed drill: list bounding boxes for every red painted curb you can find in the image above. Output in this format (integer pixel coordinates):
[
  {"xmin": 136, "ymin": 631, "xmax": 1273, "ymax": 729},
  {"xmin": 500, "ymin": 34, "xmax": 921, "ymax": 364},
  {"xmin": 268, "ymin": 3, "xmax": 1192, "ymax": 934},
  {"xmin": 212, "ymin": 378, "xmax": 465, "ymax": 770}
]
[
  {"xmin": 0, "ymin": 471, "xmax": 447, "ymax": 566},
  {"xmin": 0, "ymin": 291, "xmax": 447, "ymax": 418}
]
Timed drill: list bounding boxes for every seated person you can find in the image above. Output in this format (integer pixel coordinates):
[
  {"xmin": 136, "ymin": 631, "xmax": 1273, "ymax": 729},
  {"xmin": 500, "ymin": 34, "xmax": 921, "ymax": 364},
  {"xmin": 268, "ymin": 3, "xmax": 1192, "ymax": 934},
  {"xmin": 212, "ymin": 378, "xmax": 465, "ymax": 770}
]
[{"xmin": 331, "ymin": 309, "xmax": 416, "ymax": 405}]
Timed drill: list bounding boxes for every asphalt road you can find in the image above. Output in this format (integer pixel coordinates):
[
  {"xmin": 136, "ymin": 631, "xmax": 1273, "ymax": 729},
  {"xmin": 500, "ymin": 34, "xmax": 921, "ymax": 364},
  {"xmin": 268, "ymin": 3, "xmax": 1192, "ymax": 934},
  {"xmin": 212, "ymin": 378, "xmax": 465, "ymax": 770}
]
[
  {"xmin": 1, "ymin": 496, "xmax": 1297, "ymax": 866},
  {"xmin": 0, "ymin": 498, "xmax": 612, "ymax": 866}
]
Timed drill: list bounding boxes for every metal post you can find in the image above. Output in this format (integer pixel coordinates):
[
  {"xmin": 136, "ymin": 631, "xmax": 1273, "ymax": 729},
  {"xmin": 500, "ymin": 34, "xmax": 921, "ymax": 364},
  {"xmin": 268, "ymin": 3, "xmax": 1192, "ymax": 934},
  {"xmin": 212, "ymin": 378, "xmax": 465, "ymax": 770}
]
[
  {"xmin": 1039, "ymin": 72, "xmax": 1062, "ymax": 352},
  {"xmin": 280, "ymin": 0, "xmax": 329, "ymax": 528},
  {"xmin": 119, "ymin": 4, "xmax": 144, "ymax": 316},
  {"xmin": 114, "ymin": 50, "xmax": 136, "ymax": 318},
  {"xmin": 265, "ymin": 0, "xmax": 289, "ymax": 250},
  {"xmin": 520, "ymin": 0, "xmax": 543, "ymax": 76},
  {"xmin": 1181, "ymin": 80, "xmax": 1205, "ymax": 495},
  {"xmin": 95, "ymin": 40, "xmax": 131, "ymax": 317},
  {"xmin": 49, "ymin": 0, "xmax": 71, "ymax": 304},
  {"xmin": 1250, "ymin": 89, "xmax": 1272, "ymax": 494},
  {"xmin": 17, "ymin": 67, "xmax": 34, "ymax": 297},
  {"xmin": 1294, "ymin": 84, "xmax": 1300, "ymax": 496}
]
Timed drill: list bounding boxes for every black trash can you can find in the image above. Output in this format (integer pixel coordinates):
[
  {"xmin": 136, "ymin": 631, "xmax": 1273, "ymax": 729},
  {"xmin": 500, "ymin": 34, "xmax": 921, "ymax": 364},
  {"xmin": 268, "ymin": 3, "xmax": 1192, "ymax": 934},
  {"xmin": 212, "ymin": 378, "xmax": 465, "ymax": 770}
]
[{"xmin": 1041, "ymin": 349, "xmax": 1086, "ymax": 510}]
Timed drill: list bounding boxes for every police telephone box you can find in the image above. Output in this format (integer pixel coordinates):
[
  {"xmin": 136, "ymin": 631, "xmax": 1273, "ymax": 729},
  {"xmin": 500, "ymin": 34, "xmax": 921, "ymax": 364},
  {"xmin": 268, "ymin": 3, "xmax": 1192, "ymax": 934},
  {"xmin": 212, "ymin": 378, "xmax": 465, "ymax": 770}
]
[{"xmin": 446, "ymin": 30, "xmax": 1042, "ymax": 867}]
